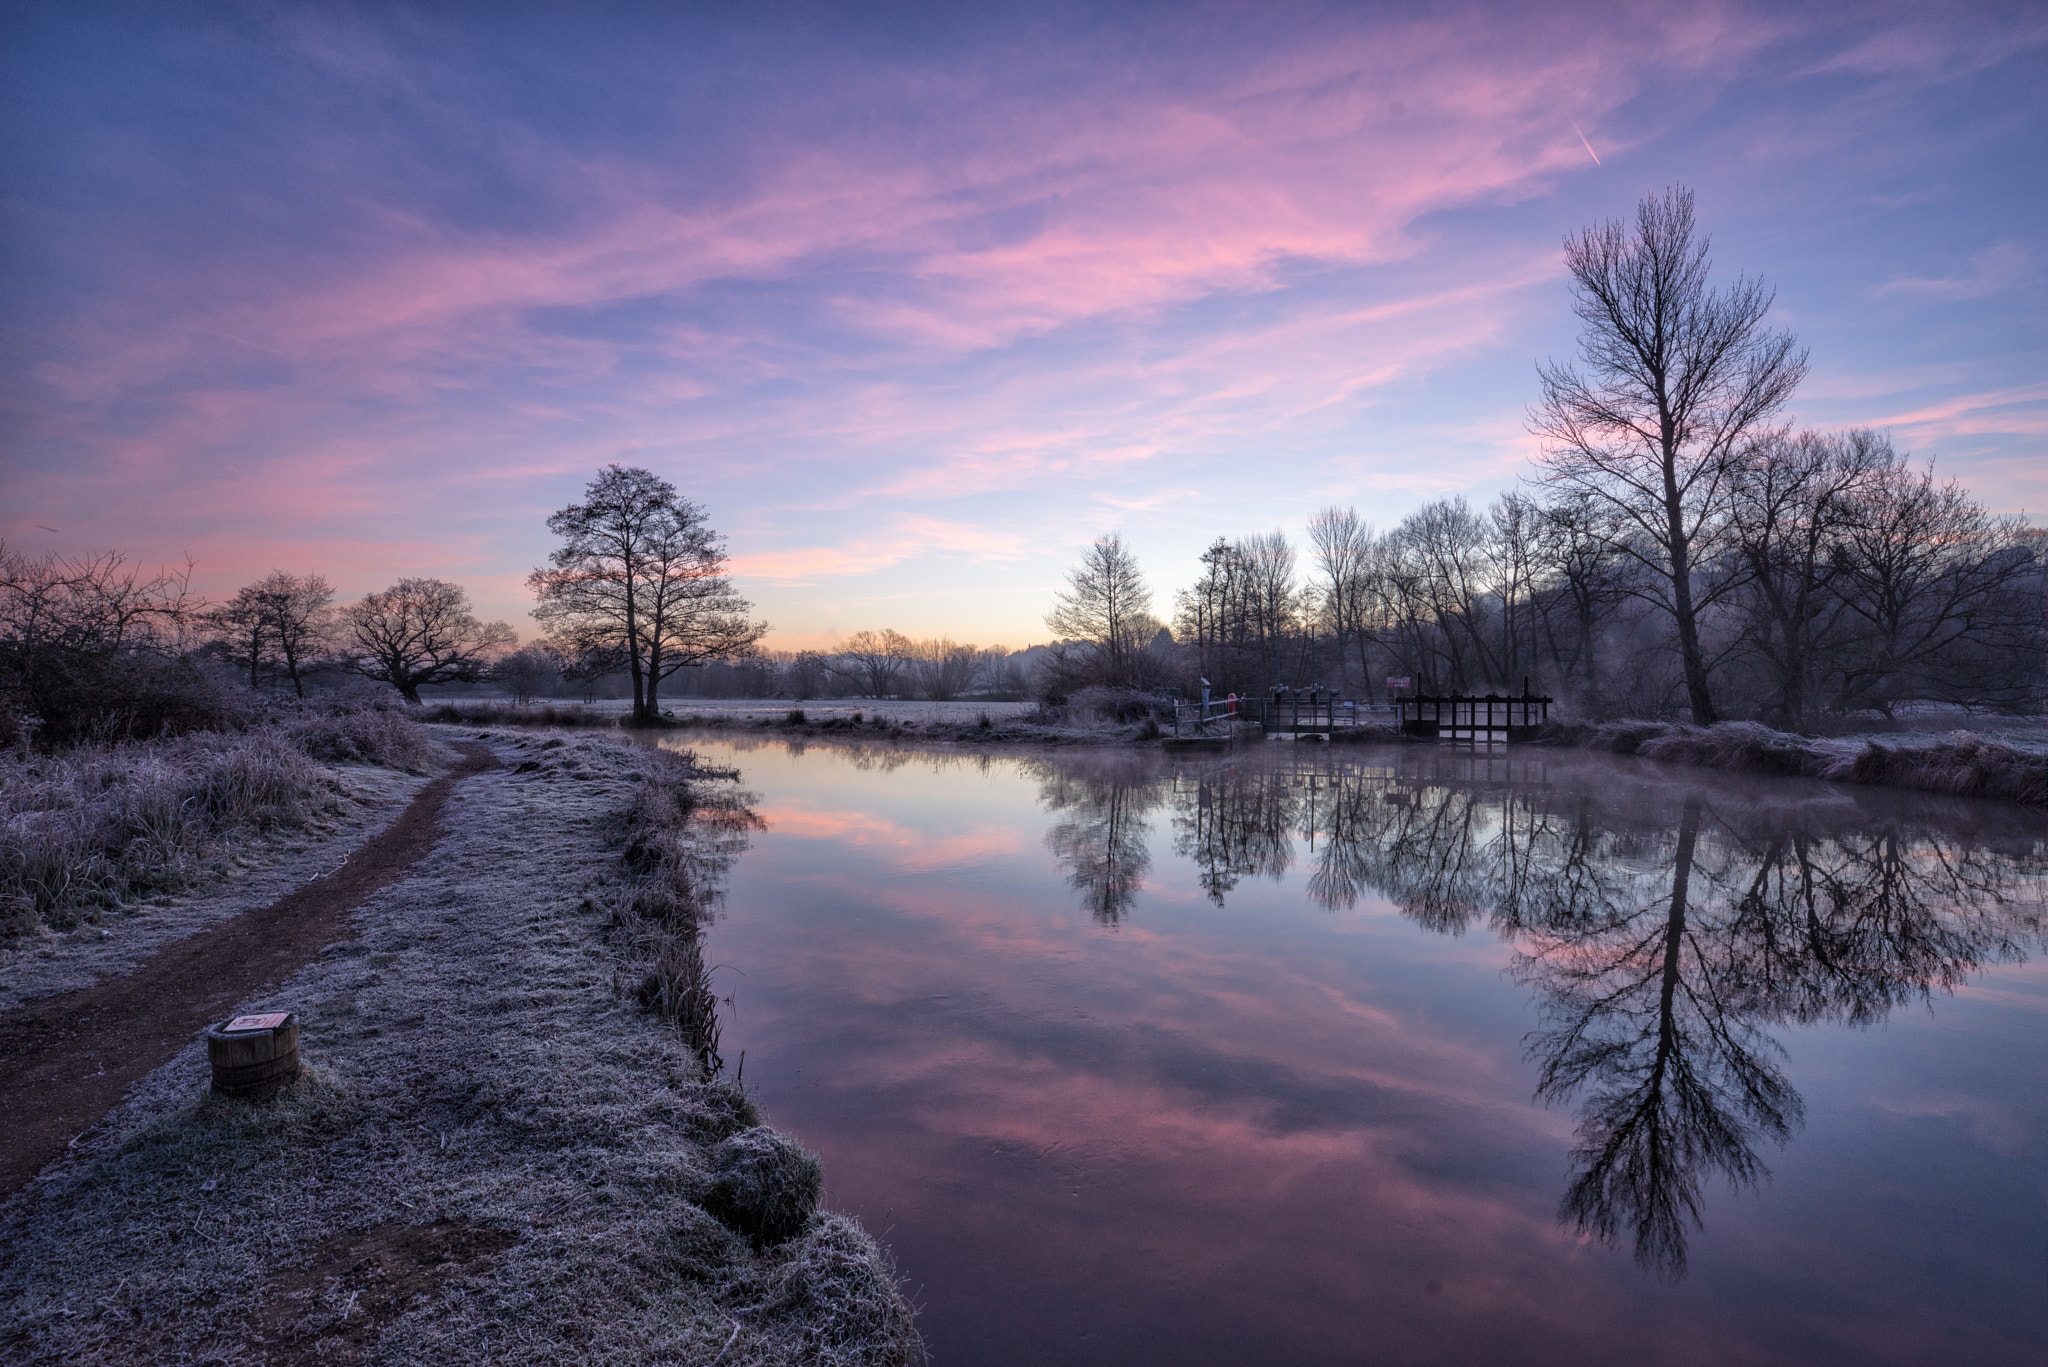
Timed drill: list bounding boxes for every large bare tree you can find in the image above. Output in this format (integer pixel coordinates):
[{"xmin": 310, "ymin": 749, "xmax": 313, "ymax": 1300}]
[
  {"xmin": 1046, "ymin": 533, "xmax": 1154, "ymax": 689},
  {"xmin": 1531, "ymin": 186, "xmax": 1806, "ymax": 723},
  {"xmin": 344, "ymin": 578, "xmax": 515, "ymax": 704},
  {"xmin": 529, "ymin": 465, "xmax": 766, "ymax": 724},
  {"xmin": 908, "ymin": 637, "xmax": 982, "ymax": 700}
]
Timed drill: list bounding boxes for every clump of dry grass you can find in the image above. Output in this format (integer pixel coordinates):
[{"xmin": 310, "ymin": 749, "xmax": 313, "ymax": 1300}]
[
  {"xmin": 704, "ymin": 1126, "xmax": 825, "ymax": 1249},
  {"xmin": 0, "ymin": 703, "xmax": 441, "ymax": 938},
  {"xmin": 763, "ymin": 1215, "xmax": 926, "ymax": 1367},
  {"xmin": 284, "ymin": 699, "xmax": 443, "ymax": 772},
  {"xmin": 1545, "ymin": 718, "xmax": 2047, "ymax": 806}
]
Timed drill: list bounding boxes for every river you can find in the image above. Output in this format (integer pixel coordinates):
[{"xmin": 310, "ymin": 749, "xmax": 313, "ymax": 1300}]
[{"xmin": 646, "ymin": 735, "xmax": 2047, "ymax": 1366}]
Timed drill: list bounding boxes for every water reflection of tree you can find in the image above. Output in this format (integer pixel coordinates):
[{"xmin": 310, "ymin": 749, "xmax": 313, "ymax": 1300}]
[
  {"xmin": 1042, "ymin": 745, "xmax": 2045, "ymax": 1277},
  {"xmin": 1169, "ymin": 766, "xmax": 1297, "ymax": 905},
  {"xmin": 1039, "ymin": 760, "xmax": 1165, "ymax": 924},
  {"xmin": 1371, "ymin": 766, "xmax": 2043, "ymax": 1278}
]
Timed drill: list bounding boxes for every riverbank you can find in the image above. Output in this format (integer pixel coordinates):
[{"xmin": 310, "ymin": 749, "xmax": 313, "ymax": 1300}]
[
  {"xmin": 413, "ymin": 695, "xmax": 2048, "ymax": 806},
  {"xmin": 0, "ymin": 727, "xmax": 920, "ymax": 1366},
  {"xmin": 1536, "ymin": 718, "xmax": 2048, "ymax": 807}
]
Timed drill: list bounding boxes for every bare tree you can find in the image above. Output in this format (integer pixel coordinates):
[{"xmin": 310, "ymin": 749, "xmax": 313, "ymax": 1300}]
[
  {"xmin": 1531, "ymin": 186, "xmax": 1807, "ymax": 723},
  {"xmin": 1239, "ymin": 530, "xmax": 1303, "ymax": 687},
  {"xmin": 344, "ymin": 578, "xmax": 515, "ymax": 704},
  {"xmin": 1398, "ymin": 498, "xmax": 1501, "ymax": 689},
  {"xmin": 1830, "ymin": 457, "xmax": 2041, "ymax": 714},
  {"xmin": 1725, "ymin": 430, "xmax": 1883, "ymax": 727},
  {"xmin": 495, "ymin": 647, "xmax": 562, "ymax": 703},
  {"xmin": 547, "ymin": 639, "xmax": 628, "ymax": 703},
  {"xmin": 1173, "ymin": 538, "xmax": 1249, "ymax": 692},
  {"xmin": 204, "ymin": 591, "xmax": 269, "ymax": 692},
  {"xmin": 207, "ymin": 571, "xmax": 334, "ymax": 697},
  {"xmin": 529, "ymin": 465, "xmax": 766, "ymax": 724},
  {"xmin": 788, "ymin": 649, "xmax": 829, "ymax": 700},
  {"xmin": 0, "ymin": 544, "xmax": 196, "ymax": 741},
  {"xmin": 1308, "ymin": 507, "xmax": 1373, "ymax": 693},
  {"xmin": 1046, "ymin": 534, "xmax": 1155, "ymax": 689},
  {"xmin": 258, "ymin": 572, "xmax": 334, "ymax": 698},
  {"xmin": 909, "ymin": 637, "xmax": 982, "ymax": 700},
  {"xmin": 829, "ymin": 629, "xmax": 914, "ymax": 698},
  {"xmin": 1531, "ymin": 492, "xmax": 1630, "ymax": 704}
]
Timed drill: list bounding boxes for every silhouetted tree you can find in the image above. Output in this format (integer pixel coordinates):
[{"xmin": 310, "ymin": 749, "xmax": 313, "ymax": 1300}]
[
  {"xmin": 1531, "ymin": 186, "xmax": 1807, "ymax": 724},
  {"xmin": 495, "ymin": 646, "xmax": 561, "ymax": 703},
  {"xmin": 909, "ymin": 637, "xmax": 982, "ymax": 700},
  {"xmin": 344, "ymin": 577, "xmax": 514, "ymax": 704},
  {"xmin": 530, "ymin": 465, "xmax": 767, "ymax": 724},
  {"xmin": 829, "ymin": 629, "xmax": 914, "ymax": 698},
  {"xmin": 0, "ymin": 544, "xmax": 198, "ymax": 741},
  {"xmin": 1046, "ymin": 533, "xmax": 1156, "ymax": 690},
  {"xmin": 207, "ymin": 571, "xmax": 334, "ymax": 697}
]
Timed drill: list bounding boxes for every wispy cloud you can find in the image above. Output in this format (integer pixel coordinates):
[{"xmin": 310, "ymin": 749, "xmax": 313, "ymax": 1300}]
[
  {"xmin": 3, "ymin": 1, "xmax": 2041, "ymax": 640},
  {"xmin": 1875, "ymin": 243, "xmax": 2034, "ymax": 300}
]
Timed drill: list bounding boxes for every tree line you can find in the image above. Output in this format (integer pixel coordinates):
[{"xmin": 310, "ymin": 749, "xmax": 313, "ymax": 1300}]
[
  {"xmin": 1042, "ymin": 188, "xmax": 2044, "ymax": 725},
  {"xmin": 0, "ymin": 466, "xmax": 771, "ymax": 741},
  {"xmin": 0, "ymin": 549, "xmax": 526, "ymax": 744}
]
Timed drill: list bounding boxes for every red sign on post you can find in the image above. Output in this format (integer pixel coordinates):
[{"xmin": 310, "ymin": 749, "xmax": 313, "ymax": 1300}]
[{"xmin": 1386, "ymin": 676, "xmax": 1412, "ymax": 690}]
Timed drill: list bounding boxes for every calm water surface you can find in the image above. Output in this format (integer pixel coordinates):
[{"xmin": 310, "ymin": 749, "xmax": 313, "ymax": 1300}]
[{"xmin": 651, "ymin": 736, "xmax": 2047, "ymax": 1366}]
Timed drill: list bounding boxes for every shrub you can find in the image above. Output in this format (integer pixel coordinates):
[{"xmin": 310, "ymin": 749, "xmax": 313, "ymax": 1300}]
[{"xmin": 702, "ymin": 1126, "xmax": 823, "ymax": 1248}]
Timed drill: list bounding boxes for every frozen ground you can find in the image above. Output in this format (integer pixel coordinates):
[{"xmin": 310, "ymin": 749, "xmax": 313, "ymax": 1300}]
[
  {"xmin": 489, "ymin": 695, "xmax": 1037, "ymax": 725},
  {"xmin": 0, "ymin": 727, "xmax": 917, "ymax": 1366}
]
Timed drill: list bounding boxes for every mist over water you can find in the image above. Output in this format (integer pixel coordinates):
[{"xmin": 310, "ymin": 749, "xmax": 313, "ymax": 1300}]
[{"xmin": 648, "ymin": 736, "xmax": 2048, "ymax": 1366}]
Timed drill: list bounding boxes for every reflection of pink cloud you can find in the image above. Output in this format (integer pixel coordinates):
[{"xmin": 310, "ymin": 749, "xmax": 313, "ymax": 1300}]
[
  {"xmin": 687, "ymin": 737, "xmax": 2047, "ymax": 1360},
  {"xmin": 713, "ymin": 777, "xmax": 1640, "ymax": 1354},
  {"xmin": 753, "ymin": 803, "xmax": 1025, "ymax": 868}
]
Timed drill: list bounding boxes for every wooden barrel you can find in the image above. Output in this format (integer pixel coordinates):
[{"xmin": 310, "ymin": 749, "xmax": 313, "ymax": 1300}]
[{"xmin": 205, "ymin": 1012, "xmax": 300, "ymax": 1098}]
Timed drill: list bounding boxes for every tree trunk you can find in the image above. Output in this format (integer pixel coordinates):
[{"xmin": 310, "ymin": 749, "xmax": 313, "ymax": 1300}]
[
  {"xmin": 643, "ymin": 639, "xmax": 664, "ymax": 722},
  {"xmin": 1664, "ymin": 491, "xmax": 1717, "ymax": 725}
]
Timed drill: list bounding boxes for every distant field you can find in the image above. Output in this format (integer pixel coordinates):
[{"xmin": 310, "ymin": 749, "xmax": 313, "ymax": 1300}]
[{"xmin": 472, "ymin": 696, "xmax": 1038, "ymax": 724}]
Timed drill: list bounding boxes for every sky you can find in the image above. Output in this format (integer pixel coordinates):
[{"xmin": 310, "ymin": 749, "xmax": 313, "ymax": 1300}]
[{"xmin": 3, "ymin": 1, "xmax": 2044, "ymax": 651}]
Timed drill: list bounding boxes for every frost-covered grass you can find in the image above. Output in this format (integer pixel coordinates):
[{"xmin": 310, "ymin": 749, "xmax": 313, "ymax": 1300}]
[
  {"xmin": 420, "ymin": 699, "xmax": 618, "ymax": 727},
  {"xmin": 605, "ymin": 741, "xmax": 760, "ymax": 1074},
  {"xmin": 0, "ymin": 727, "xmax": 922, "ymax": 1366},
  {"xmin": 1, "ymin": 704, "xmax": 443, "ymax": 939},
  {"xmin": 1545, "ymin": 719, "xmax": 2048, "ymax": 806}
]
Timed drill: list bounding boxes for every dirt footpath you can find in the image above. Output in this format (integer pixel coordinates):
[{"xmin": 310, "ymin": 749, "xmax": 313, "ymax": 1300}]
[
  {"xmin": 0, "ymin": 743, "xmax": 499, "ymax": 1198},
  {"xmin": 0, "ymin": 728, "xmax": 918, "ymax": 1367}
]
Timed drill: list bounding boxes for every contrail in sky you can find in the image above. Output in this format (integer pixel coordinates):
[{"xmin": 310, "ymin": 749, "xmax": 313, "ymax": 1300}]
[{"xmin": 1572, "ymin": 123, "xmax": 1602, "ymax": 165}]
